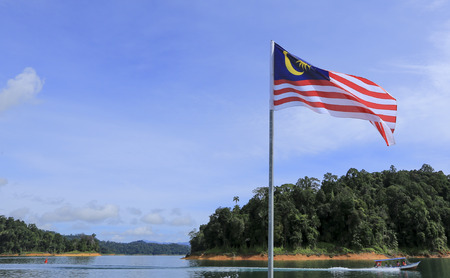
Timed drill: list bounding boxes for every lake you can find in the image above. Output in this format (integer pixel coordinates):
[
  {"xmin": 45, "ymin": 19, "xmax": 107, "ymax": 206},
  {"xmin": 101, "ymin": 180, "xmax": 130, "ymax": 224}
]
[{"xmin": 0, "ymin": 255, "xmax": 448, "ymax": 278}]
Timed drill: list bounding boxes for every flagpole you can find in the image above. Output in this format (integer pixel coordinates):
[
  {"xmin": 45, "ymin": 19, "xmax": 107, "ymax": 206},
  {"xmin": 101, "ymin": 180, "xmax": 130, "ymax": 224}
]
[
  {"xmin": 268, "ymin": 40, "xmax": 275, "ymax": 278},
  {"xmin": 268, "ymin": 109, "xmax": 274, "ymax": 278}
]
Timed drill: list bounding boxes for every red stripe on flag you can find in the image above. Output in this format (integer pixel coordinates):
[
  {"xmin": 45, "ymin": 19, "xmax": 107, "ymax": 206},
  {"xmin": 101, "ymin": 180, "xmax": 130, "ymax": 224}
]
[
  {"xmin": 330, "ymin": 72, "xmax": 394, "ymax": 100},
  {"xmin": 274, "ymin": 95, "xmax": 397, "ymax": 124},
  {"xmin": 274, "ymin": 87, "xmax": 397, "ymax": 112}
]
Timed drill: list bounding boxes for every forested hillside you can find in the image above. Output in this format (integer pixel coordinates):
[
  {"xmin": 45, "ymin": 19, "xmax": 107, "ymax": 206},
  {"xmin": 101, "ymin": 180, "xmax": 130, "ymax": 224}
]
[
  {"xmin": 189, "ymin": 164, "xmax": 450, "ymax": 256},
  {"xmin": 99, "ymin": 240, "xmax": 190, "ymax": 255},
  {"xmin": 0, "ymin": 216, "xmax": 189, "ymax": 255},
  {"xmin": 0, "ymin": 215, "xmax": 98, "ymax": 254}
]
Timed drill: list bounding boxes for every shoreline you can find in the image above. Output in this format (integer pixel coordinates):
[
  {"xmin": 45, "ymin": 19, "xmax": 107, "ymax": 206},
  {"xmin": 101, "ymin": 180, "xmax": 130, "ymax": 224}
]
[
  {"xmin": 184, "ymin": 252, "xmax": 450, "ymax": 261},
  {"xmin": 184, "ymin": 253, "xmax": 388, "ymax": 261},
  {"xmin": 0, "ymin": 253, "xmax": 101, "ymax": 257}
]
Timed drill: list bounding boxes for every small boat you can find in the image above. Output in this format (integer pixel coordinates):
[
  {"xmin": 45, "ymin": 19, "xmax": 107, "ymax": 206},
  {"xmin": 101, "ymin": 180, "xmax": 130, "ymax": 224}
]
[{"xmin": 374, "ymin": 257, "xmax": 420, "ymax": 270}]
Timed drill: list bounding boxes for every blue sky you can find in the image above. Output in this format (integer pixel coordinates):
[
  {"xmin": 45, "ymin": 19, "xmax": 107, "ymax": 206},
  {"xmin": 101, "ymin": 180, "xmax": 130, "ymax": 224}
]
[{"xmin": 1, "ymin": 0, "xmax": 450, "ymax": 243}]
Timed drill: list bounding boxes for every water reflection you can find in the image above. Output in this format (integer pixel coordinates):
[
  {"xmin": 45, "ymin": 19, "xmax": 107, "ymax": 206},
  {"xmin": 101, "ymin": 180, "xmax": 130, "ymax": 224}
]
[
  {"xmin": 0, "ymin": 256, "xmax": 442, "ymax": 278},
  {"xmin": 186, "ymin": 259, "xmax": 424, "ymax": 278},
  {"xmin": 48, "ymin": 256, "xmax": 96, "ymax": 265}
]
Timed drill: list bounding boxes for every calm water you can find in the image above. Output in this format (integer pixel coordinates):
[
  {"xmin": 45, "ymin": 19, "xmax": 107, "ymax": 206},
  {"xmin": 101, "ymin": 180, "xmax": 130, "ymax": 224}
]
[{"xmin": 0, "ymin": 255, "xmax": 447, "ymax": 278}]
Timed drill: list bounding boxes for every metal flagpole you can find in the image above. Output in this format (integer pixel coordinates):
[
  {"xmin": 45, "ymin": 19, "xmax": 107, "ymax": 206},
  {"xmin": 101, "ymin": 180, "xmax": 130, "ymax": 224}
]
[
  {"xmin": 268, "ymin": 40, "xmax": 275, "ymax": 278},
  {"xmin": 268, "ymin": 109, "xmax": 274, "ymax": 278}
]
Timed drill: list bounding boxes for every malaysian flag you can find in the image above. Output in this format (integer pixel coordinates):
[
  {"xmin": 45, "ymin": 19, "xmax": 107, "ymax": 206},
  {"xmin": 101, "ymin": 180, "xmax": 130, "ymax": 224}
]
[{"xmin": 271, "ymin": 42, "xmax": 397, "ymax": 146}]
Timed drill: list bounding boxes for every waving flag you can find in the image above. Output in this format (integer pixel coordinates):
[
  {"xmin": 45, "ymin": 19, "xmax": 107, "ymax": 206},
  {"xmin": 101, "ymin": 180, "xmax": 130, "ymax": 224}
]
[{"xmin": 271, "ymin": 42, "xmax": 397, "ymax": 146}]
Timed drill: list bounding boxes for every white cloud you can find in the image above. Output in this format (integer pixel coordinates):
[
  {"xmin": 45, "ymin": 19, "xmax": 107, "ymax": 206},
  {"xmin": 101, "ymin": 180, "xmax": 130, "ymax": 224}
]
[
  {"xmin": 12, "ymin": 192, "xmax": 64, "ymax": 206},
  {"xmin": 170, "ymin": 215, "xmax": 195, "ymax": 226},
  {"xmin": 393, "ymin": 21, "xmax": 450, "ymax": 144},
  {"xmin": 274, "ymin": 108, "xmax": 376, "ymax": 157},
  {"xmin": 9, "ymin": 207, "xmax": 30, "ymax": 219},
  {"xmin": 171, "ymin": 208, "xmax": 182, "ymax": 216},
  {"xmin": 427, "ymin": 23, "xmax": 450, "ymax": 91},
  {"xmin": 127, "ymin": 207, "xmax": 142, "ymax": 216},
  {"xmin": 0, "ymin": 67, "xmax": 43, "ymax": 112},
  {"xmin": 413, "ymin": 0, "xmax": 449, "ymax": 10},
  {"xmin": 40, "ymin": 202, "xmax": 119, "ymax": 223},
  {"xmin": 169, "ymin": 208, "xmax": 195, "ymax": 226},
  {"xmin": 0, "ymin": 178, "xmax": 7, "ymax": 187},
  {"xmin": 140, "ymin": 209, "xmax": 195, "ymax": 226},
  {"xmin": 141, "ymin": 211, "xmax": 165, "ymax": 225},
  {"xmin": 74, "ymin": 203, "xmax": 119, "ymax": 222},
  {"xmin": 124, "ymin": 226, "xmax": 154, "ymax": 236}
]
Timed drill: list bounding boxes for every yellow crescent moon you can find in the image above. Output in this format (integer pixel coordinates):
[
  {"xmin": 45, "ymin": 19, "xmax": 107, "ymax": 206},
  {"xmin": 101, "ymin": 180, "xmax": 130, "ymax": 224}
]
[{"xmin": 283, "ymin": 51, "xmax": 304, "ymax": 76}]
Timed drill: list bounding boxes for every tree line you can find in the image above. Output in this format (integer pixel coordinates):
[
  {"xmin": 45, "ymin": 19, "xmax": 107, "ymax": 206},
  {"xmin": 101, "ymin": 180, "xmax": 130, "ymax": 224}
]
[
  {"xmin": 189, "ymin": 164, "xmax": 450, "ymax": 255},
  {"xmin": 99, "ymin": 240, "xmax": 190, "ymax": 255},
  {"xmin": 0, "ymin": 215, "xmax": 190, "ymax": 255},
  {"xmin": 0, "ymin": 215, "xmax": 98, "ymax": 254}
]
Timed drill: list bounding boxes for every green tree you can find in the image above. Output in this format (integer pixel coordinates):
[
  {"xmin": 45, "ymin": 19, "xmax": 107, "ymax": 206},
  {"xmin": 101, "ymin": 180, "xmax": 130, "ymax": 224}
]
[{"xmin": 189, "ymin": 165, "xmax": 450, "ymax": 255}]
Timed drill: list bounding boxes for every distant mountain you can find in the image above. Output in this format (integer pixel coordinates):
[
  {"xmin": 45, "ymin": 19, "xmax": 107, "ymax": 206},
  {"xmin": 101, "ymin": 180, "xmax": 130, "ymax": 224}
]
[
  {"xmin": 99, "ymin": 240, "xmax": 190, "ymax": 255},
  {"xmin": 143, "ymin": 240, "xmax": 190, "ymax": 246}
]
